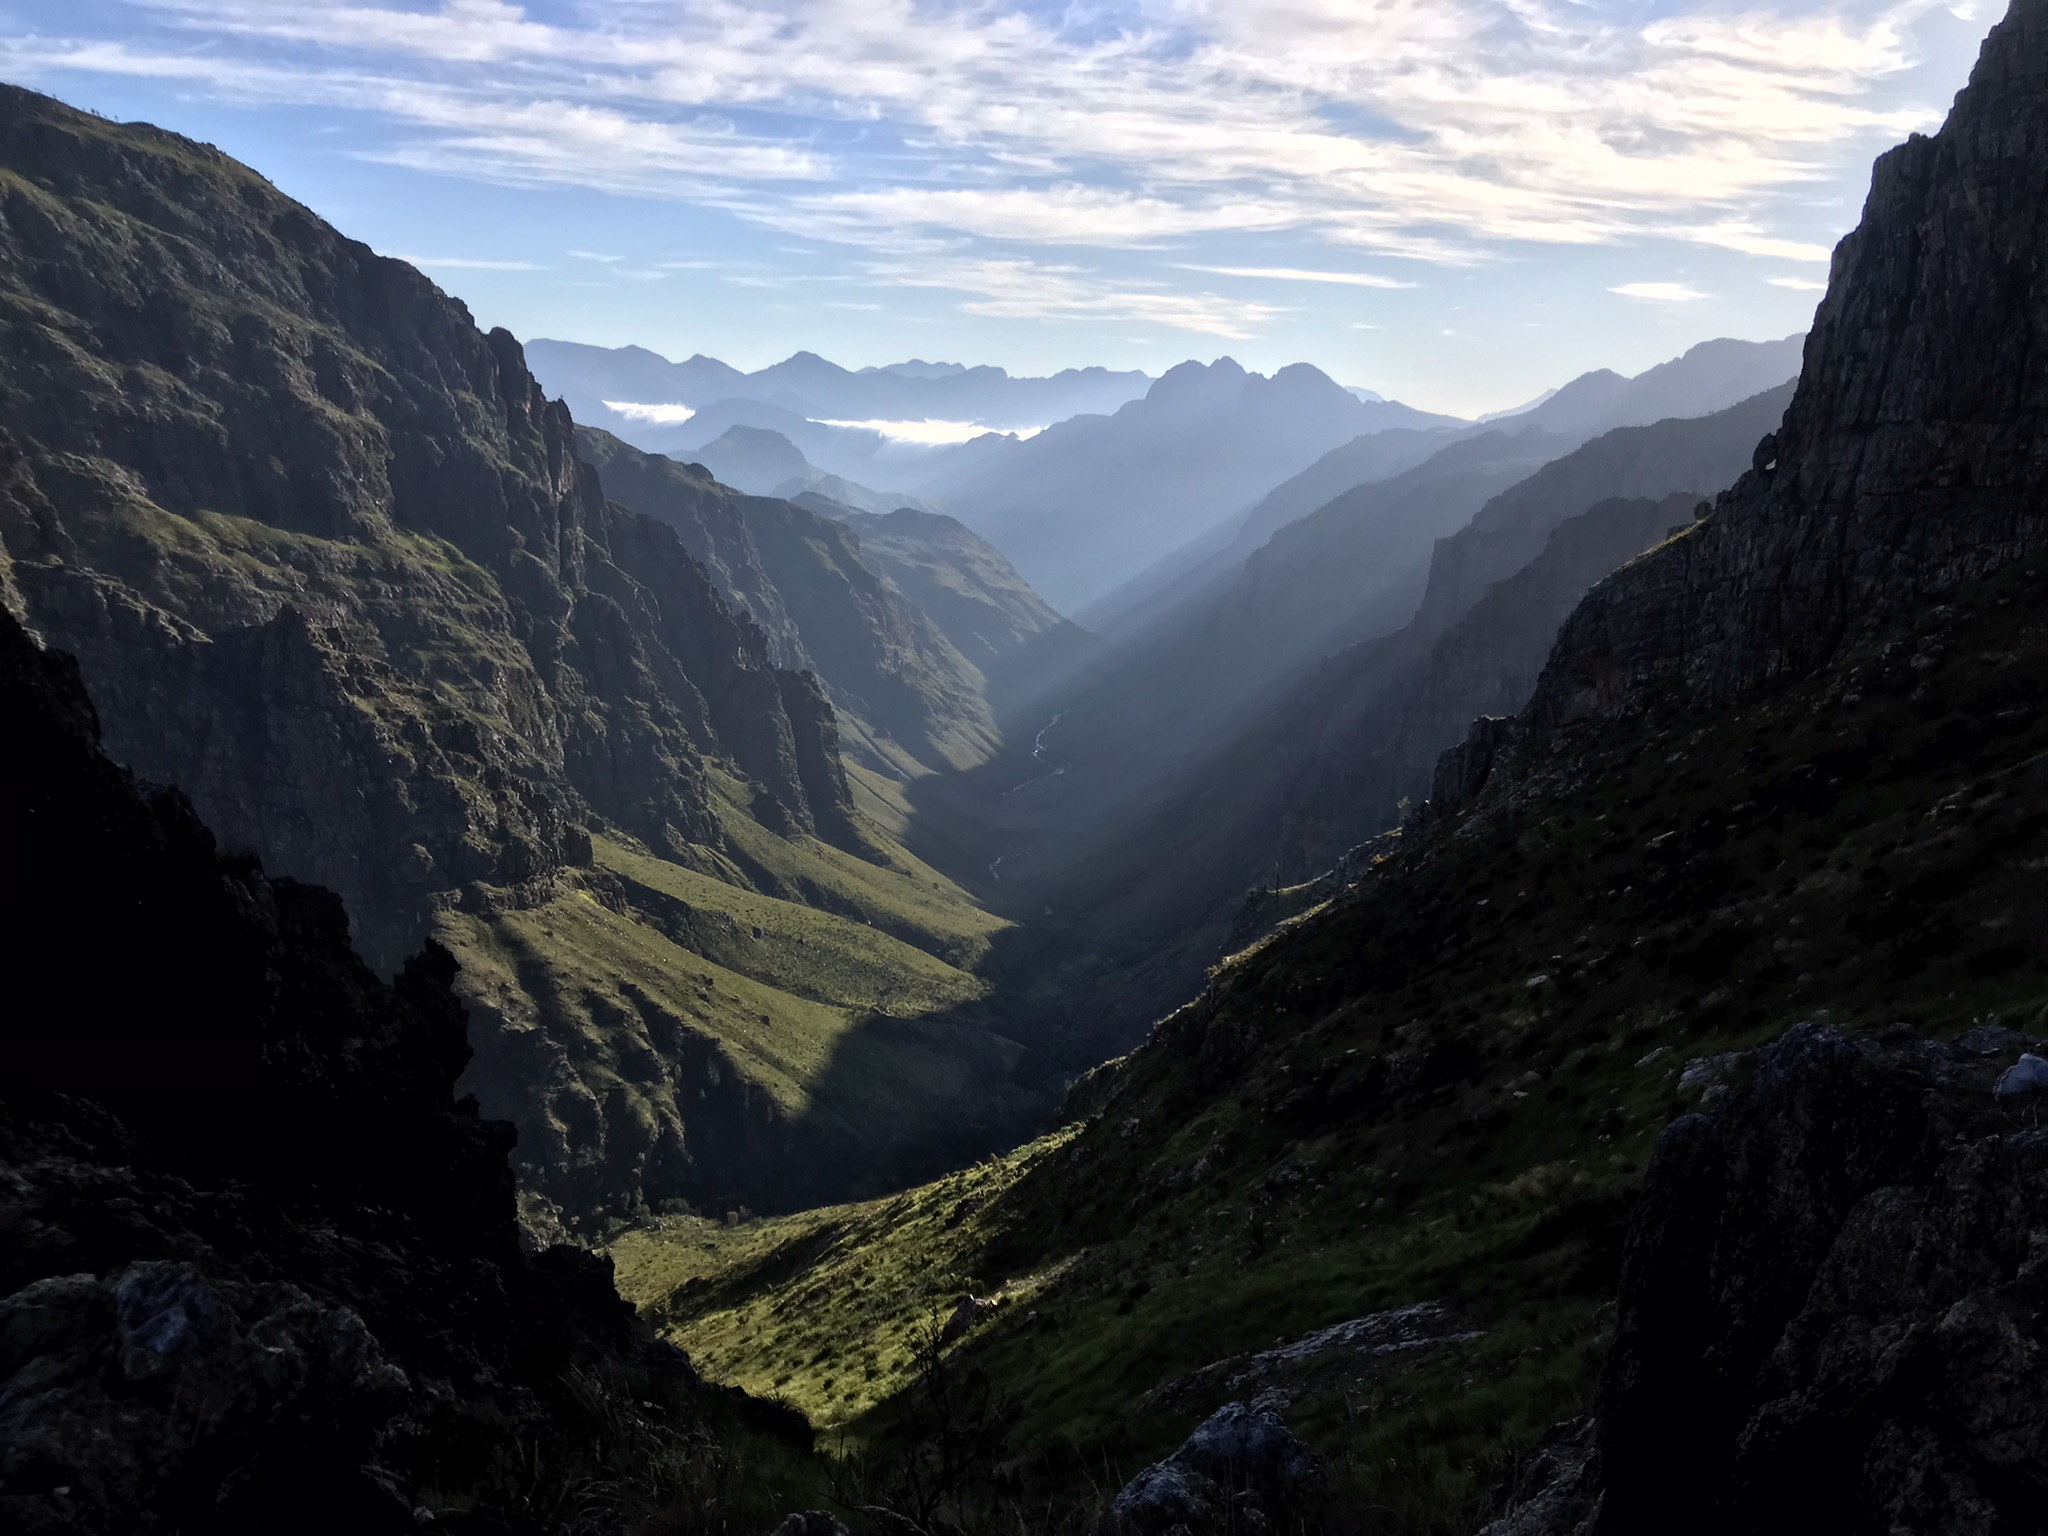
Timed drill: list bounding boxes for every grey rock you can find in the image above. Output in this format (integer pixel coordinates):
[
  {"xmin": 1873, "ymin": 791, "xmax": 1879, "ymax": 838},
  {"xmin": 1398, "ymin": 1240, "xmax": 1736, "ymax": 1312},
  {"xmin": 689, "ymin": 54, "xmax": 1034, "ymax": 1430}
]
[
  {"xmin": 1226, "ymin": 1301, "xmax": 1481, "ymax": 1392},
  {"xmin": 1478, "ymin": 1418, "xmax": 1598, "ymax": 1536},
  {"xmin": 1110, "ymin": 1459, "xmax": 1221, "ymax": 1534},
  {"xmin": 1676, "ymin": 1051, "xmax": 1745, "ymax": 1101},
  {"xmin": 1502, "ymin": 1020, "xmax": 2048, "ymax": 1535},
  {"xmin": 940, "ymin": 1294, "xmax": 997, "ymax": 1343},
  {"xmin": 0, "ymin": 1261, "xmax": 409, "ymax": 1530},
  {"xmin": 1111, "ymin": 1402, "xmax": 1322, "ymax": 1534},
  {"xmin": 1957, "ymin": 1024, "xmax": 2029, "ymax": 1056},
  {"xmin": 771, "ymin": 1512, "xmax": 851, "ymax": 1536},
  {"xmin": 1994, "ymin": 1052, "xmax": 2048, "ymax": 1097}
]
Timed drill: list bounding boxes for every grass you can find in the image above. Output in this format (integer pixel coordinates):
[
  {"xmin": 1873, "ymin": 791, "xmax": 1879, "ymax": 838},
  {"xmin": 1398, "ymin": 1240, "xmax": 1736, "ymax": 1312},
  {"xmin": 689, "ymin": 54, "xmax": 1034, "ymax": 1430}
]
[
  {"xmin": 705, "ymin": 769, "xmax": 1007, "ymax": 970},
  {"xmin": 613, "ymin": 558, "xmax": 2048, "ymax": 1531}
]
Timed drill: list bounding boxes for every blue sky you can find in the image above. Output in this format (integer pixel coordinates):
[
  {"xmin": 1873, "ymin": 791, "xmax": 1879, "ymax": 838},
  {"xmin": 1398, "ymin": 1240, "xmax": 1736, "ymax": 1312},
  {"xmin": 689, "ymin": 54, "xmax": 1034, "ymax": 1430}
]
[{"xmin": 0, "ymin": 0, "xmax": 2000, "ymax": 415}]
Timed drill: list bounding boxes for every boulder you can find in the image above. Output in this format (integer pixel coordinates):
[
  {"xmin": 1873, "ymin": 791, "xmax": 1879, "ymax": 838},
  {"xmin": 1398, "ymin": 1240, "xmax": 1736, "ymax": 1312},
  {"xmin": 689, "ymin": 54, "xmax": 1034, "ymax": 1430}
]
[
  {"xmin": 772, "ymin": 1513, "xmax": 851, "ymax": 1536},
  {"xmin": 1111, "ymin": 1402, "xmax": 1323, "ymax": 1533},
  {"xmin": 1994, "ymin": 1051, "xmax": 2048, "ymax": 1098}
]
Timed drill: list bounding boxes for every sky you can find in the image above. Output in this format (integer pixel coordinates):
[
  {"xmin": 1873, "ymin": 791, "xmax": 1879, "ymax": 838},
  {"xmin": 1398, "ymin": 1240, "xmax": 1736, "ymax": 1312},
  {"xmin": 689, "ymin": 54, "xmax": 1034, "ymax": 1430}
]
[{"xmin": 0, "ymin": 0, "xmax": 2002, "ymax": 416}]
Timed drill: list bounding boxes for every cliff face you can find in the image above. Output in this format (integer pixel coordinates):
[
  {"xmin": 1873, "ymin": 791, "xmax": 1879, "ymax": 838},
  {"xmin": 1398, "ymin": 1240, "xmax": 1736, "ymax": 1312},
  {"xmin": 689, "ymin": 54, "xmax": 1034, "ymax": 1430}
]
[
  {"xmin": 838, "ymin": 507, "xmax": 1102, "ymax": 723},
  {"xmin": 1526, "ymin": 0, "xmax": 2048, "ymax": 731},
  {"xmin": 0, "ymin": 85, "xmax": 852, "ymax": 970},
  {"xmin": 573, "ymin": 425, "xmax": 1001, "ymax": 772},
  {"xmin": 1391, "ymin": 493, "xmax": 1700, "ymax": 807},
  {"xmin": 0, "ymin": 605, "xmax": 793, "ymax": 1532}
]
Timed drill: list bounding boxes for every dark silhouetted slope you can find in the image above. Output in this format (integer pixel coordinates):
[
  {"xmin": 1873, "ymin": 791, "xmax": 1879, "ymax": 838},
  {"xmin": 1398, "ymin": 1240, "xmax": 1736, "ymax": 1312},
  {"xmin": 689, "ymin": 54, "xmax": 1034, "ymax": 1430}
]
[{"xmin": 0, "ymin": 604, "xmax": 812, "ymax": 1531}]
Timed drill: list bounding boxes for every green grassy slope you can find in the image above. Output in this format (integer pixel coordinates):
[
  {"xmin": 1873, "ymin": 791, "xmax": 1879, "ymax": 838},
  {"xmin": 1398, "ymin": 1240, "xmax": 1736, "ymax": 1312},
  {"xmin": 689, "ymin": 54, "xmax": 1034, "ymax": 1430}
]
[
  {"xmin": 612, "ymin": 555, "xmax": 2048, "ymax": 1529},
  {"xmin": 439, "ymin": 770, "xmax": 1033, "ymax": 1233}
]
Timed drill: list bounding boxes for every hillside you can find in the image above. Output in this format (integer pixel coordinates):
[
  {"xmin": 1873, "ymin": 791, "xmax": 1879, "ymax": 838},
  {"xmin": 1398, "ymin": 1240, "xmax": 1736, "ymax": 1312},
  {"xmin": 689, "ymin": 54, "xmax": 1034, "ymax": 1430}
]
[
  {"xmin": 0, "ymin": 84, "xmax": 1033, "ymax": 1233},
  {"xmin": 618, "ymin": 552, "xmax": 2048, "ymax": 1529},
  {"xmin": 572, "ymin": 425, "xmax": 1000, "ymax": 776},
  {"xmin": 979, "ymin": 389, "xmax": 1791, "ymax": 1064},
  {"xmin": 689, "ymin": 424, "xmax": 937, "ymax": 515},
  {"xmin": 838, "ymin": 508, "xmax": 1101, "ymax": 722}
]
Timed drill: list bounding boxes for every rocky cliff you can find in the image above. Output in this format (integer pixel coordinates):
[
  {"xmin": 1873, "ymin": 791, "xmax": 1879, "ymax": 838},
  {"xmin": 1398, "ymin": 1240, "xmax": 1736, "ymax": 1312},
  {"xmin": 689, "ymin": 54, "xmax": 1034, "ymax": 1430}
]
[
  {"xmin": 1418, "ymin": 7, "xmax": 2048, "ymax": 1526},
  {"xmin": 0, "ymin": 605, "xmax": 808, "ymax": 1531},
  {"xmin": 1520, "ymin": 0, "xmax": 2048, "ymax": 735},
  {"xmin": 1484, "ymin": 1024, "xmax": 2048, "ymax": 1536},
  {"xmin": 573, "ymin": 424, "xmax": 1000, "ymax": 773}
]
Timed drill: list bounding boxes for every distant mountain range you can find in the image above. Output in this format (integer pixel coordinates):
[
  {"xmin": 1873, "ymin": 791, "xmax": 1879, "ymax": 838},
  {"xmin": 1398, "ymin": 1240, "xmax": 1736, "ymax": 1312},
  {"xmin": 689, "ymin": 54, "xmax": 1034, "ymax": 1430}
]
[
  {"xmin": 526, "ymin": 339, "xmax": 1151, "ymax": 435},
  {"xmin": 915, "ymin": 358, "xmax": 1467, "ymax": 611},
  {"xmin": 530, "ymin": 335, "xmax": 1802, "ymax": 628},
  {"xmin": 1082, "ymin": 333, "xmax": 1805, "ymax": 635}
]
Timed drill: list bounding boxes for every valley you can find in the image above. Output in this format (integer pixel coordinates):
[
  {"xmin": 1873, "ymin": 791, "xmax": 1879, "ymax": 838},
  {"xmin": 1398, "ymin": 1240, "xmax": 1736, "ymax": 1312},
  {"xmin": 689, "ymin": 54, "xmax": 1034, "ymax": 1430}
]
[{"xmin": 4, "ymin": 2, "xmax": 2048, "ymax": 1531}]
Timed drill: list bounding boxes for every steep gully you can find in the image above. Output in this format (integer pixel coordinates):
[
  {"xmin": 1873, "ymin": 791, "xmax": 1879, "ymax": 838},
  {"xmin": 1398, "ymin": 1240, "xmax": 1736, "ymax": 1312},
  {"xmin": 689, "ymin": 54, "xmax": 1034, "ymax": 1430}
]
[{"xmin": 0, "ymin": 64, "xmax": 1806, "ymax": 1230}]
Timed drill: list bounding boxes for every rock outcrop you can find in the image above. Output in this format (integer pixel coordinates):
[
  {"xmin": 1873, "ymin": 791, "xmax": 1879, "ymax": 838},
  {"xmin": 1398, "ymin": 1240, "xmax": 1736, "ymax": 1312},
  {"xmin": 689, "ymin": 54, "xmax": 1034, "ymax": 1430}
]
[
  {"xmin": 1111, "ymin": 1401, "xmax": 1324, "ymax": 1534},
  {"xmin": 1523, "ymin": 0, "xmax": 2048, "ymax": 733},
  {"xmin": 1482, "ymin": 1023, "xmax": 2048, "ymax": 1536}
]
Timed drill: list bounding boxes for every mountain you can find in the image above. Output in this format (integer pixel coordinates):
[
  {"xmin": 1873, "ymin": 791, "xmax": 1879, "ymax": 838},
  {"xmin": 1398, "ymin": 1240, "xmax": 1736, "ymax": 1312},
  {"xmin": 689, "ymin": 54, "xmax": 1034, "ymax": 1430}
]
[
  {"xmin": 1076, "ymin": 422, "xmax": 1470, "ymax": 638},
  {"xmin": 1024, "ymin": 428, "xmax": 1573, "ymax": 877},
  {"xmin": 920, "ymin": 357, "xmax": 1469, "ymax": 612},
  {"xmin": 572, "ymin": 425, "xmax": 998, "ymax": 774},
  {"xmin": 0, "ymin": 602, "xmax": 814, "ymax": 1529},
  {"xmin": 838, "ymin": 508, "xmax": 1102, "ymax": 721},
  {"xmin": 1505, "ymin": 335, "xmax": 1805, "ymax": 440},
  {"xmin": 1080, "ymin": 336, "xmax": 1802, "ymax": 640},
  {"xmin": 688, "ymin": 422, "xmax": 813, "ymax": 492},
  {"xmin": 526, "ymin": 337, "xmax": 1151, "ymax": 434},
  {"xmin": 0, "ymin": 84, "xmax": 1034, "ymax": 1232},
  {"xmin": 616, "ymin": 11, "xmax": 2048, "ymax": 1528},
  {"xmin": 689, "ymin": 422, "xmax": 938, "ymax": 514}
]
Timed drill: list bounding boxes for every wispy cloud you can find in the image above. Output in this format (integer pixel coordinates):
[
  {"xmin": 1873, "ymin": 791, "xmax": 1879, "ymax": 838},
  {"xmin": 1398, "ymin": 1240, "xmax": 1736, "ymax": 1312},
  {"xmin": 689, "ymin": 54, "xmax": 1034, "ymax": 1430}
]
[
  {"xmin": 818, "ymin": 417, "xmax": 1038, "ymax": 445},
  {"xmin": 603, "ymin": 400, "xmax": 697, "ymax": 424},
  {"xmin": 875, "ymin": 256, "xmax": 1285, "ymax": 339},
  {"xmin": 391, "ymin": 253, "xmax": 546, "ymax": 270},
  {"xmin": 1768, "ymin": 274, "xmax": 1830, "ymax": 290},
  {"xmin": 1610, "ymin": 281, "xmax": 1710, "ymax": 302},
  {"xmin": 1181, "ymin": 264, "xmax": 1418, "ymax": 289}
]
